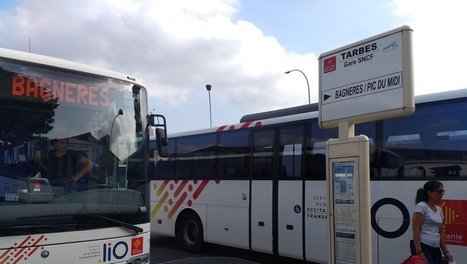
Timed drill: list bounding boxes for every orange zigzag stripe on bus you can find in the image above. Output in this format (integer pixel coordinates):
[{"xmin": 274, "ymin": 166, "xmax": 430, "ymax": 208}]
[
  {"xmin": 174, "ymin": 180, "xmax": 189, "ymax": 198},
  {"xmin": 168, "ymin": 192, "xmax": 187, "ymax": 220},
  {"xmin": 193, "ymin": 180, "xmax": 210, "ymax": 199},
  {"xmin": 151, "ymin": 191, "xmax": 169, "ymax": 218},
  {"xmin": 157, "ymin": 180, "xmax": 169, "ymax": 196}
]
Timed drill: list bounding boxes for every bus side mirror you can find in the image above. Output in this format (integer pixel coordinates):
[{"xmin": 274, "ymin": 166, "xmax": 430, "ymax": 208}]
[
  {"xmin": 156, "ymin": 128, "xmax": 168, "ymax": 157},
  {"xmin": 147, "ymin": 114, "xmax": 168, "ymax": 157}
]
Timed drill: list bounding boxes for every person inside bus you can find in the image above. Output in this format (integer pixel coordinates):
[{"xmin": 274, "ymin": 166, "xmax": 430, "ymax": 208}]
[
  {"xmin": 411, "ymin": 180, "xmax": 454, "ymax": 264},
  {"xmin": 36, "ymin": 137, "xmax": 94, "ymax": 192}
]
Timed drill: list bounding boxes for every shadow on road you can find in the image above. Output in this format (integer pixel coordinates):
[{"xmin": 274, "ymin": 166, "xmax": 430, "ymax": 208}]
[{"xmin": 151, "ymin": 235, "xmax": 311, "ymax": 264}]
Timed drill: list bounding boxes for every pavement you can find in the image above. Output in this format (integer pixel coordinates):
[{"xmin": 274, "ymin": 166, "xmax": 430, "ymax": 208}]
[{"xmin": 156, "ymin": 257, "xmax": 259, "ymax": 264}]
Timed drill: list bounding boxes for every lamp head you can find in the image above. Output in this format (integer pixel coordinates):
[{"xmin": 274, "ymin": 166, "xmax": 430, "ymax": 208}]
[{"xmin": 205, "ymin": 84, "xmax": 212, "ymax": 91}]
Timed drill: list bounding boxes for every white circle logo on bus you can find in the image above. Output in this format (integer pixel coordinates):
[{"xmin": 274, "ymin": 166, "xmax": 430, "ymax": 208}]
[{"xmin": 371, "ymin": 197, "xmax": 410, "ymax": 238}]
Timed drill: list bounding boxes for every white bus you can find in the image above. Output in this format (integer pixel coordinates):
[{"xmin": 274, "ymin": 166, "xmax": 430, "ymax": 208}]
[
  {"xmin": 150, "ymin": 88, "xmax": 467, "ymax": 263},
  {"xmin": 0, "ymin": 48, "xmax": 167, "ymax": 263}
]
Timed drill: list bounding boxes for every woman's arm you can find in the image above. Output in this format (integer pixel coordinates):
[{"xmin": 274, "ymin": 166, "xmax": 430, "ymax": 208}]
[
  {"xmin": 412, "ymin": 212, "xmax": 425, "ymax": 255},
  {"xmin": 34, "ymin": 154, "xmax": 48, "ymax": 173},
  {"xmin": 439, "ymin": 224, "xmax": 453, "ymax": 260},
  {"xmin": 72, "ymin": 156, "xmax": 93, "ymax": 182}
]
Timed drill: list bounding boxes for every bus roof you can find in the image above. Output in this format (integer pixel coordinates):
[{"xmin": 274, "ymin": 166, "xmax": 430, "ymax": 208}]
[
  {"xmin": 0, "ymin": 48, "xmax": 141, "ymax": 85},
  {"xmin": 240, "ymin": 103, "xmax": 318, "ymax": 123},
  {"xmin": 170, "ymin": 88, "xmax": 467, "ymax": 138},
  {"xmin": 240, "ymin": 88, "xmax": 467, "ymax": 123}
]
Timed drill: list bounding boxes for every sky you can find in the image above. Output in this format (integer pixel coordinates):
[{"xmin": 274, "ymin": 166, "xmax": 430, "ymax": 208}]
[{"xmin": 1, "ymin": 0, "xmax": 467, "ymax": 133}]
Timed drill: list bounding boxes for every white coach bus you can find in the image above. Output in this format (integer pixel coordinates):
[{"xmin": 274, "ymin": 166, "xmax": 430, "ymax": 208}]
[
  {"xmin": 0, "ymin": 48, "xmax": 167, "ymax": 263},
  {"xmin": 150, "ymin": 88, "xmax": 467, "ymax": 263}
]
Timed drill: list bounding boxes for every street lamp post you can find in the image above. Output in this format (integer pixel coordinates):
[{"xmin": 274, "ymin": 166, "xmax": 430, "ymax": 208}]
[
  {"xmin": 285, "ymin": 69, "xmax": 311, "ymax": 104},
  {"xmin": 206, "ymin": 84, "xmax": 212, "ymax": 128}
]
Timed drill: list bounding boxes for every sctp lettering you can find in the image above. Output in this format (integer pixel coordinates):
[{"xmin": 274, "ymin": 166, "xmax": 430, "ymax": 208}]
[{"xmin": 103, "ymin": 241, "xmax": 129, "ymax": 262}]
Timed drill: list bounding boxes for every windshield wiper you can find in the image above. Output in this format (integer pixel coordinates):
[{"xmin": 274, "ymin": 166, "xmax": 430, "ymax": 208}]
[{"xmin": 93, "ymin": 215, "xmax": 143, "ymax": 234}]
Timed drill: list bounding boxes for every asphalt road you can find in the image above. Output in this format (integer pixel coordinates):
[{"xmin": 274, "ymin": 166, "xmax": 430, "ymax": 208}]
[{"xmin": 150, "ymin": 235, "xmax": 309, "ymax": 264}]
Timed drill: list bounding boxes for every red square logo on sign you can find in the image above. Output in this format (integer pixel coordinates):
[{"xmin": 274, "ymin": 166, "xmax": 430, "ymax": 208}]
[
  {"xmin": 131, "ymin": 237, "xmax": 144, "ymax": 255},
  {"xmin": 323, "ymin": 56, "xmax": 336, "ymax": 73}
]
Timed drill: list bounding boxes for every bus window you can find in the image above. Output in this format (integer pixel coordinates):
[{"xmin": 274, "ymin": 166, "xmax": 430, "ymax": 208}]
[
  {"xmin": 217, "ymin": 129, "xmax": 250, "ymax": 179},
  {"xmin": 172, "ymin": 137, "xmax": 191, "ymax": 180},
  {"xmin": 153, "ymin": 138, "xmax": 174, "ymax": 180},
  {"xmin": 356, "ymin": 122, "xmax": 376, "ymax": 179},
  {"xmin": 173, "ymin": 133, "xmax": 216, "ymax": 180},
  {"xmin": 381, "ymin": 100, "xmax": 467, "ymax": 178},
  {"xmin": 278, "ymin": 125, "xmax": 304, "ymax": 179},
  {"xmin": 252, "ymin": 128, "xmax": 275, "ymax": 180},
  {"xmin": 305, "ymin": 120, "xmax": 337, "ymax": 180}
]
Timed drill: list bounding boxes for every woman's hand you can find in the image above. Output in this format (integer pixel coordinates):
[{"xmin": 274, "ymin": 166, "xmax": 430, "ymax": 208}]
[
  {"xmin": 72, "ymin": 174, "xmax": 82, "ymax": 182},
  {"xmin": 444, "ymin": 252, "xmax": 454, "ymax": 261}
]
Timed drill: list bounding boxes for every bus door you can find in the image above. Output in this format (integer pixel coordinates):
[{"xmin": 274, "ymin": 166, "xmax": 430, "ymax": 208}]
[
  {"xmin": 276, "ymin": 125, "xmax": 305, "ymax": 259},
  {"xmin": 251, "ymin": 128, "xmax": 275, "ymax": 254},
  {"xmin": 250, "ymin": 125, "xmax": 305, "ymax": 259}
]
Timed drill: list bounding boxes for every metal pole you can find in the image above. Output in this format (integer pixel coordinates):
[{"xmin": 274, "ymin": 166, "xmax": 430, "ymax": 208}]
[
  {"xmin": 285, "ymin": 69, "xmax": 311, "ymax": 104},
  {"xmin": 206, "ymin": 84, "xmax": 212, "ymax": 128}
]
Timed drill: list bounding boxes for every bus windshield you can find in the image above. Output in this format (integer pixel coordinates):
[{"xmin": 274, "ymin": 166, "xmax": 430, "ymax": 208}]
[{"xmin": 0, "ymin": 58, "xmax": 149, "ymax": 235}]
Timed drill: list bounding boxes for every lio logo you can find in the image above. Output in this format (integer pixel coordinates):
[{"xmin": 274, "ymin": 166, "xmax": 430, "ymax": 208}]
[{"xmin": 103, "ymin": 241, "xmax": 128, "ymax": 262}]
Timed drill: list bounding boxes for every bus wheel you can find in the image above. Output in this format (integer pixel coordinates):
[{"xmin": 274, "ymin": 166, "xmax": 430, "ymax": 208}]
[{"xmin": 177, "ymin": 212, "xmax": 204, "ymax": 252}]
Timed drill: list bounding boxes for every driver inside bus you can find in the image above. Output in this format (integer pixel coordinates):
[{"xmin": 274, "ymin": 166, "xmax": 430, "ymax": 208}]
[{"xmin": 36, "ymin": 137, "xmax": 94, "ymax": 192}]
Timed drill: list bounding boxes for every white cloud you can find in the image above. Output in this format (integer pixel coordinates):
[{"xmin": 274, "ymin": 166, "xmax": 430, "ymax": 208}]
[
  {"xmin": 393, "ymin": 0, "xmax": 467, "ymax": 94},
  {"xmin": 0, "ymin": 0, "xmax": 317, "ymax": 132},
  {"xmin": 5, "ymin": 0, "xmax": 465, "ymax": 132}
]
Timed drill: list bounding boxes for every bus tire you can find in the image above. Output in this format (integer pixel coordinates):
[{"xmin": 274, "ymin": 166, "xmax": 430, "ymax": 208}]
[{"xmin": 176, "ymin": 211, "xmax": 204, "ymax": 252}]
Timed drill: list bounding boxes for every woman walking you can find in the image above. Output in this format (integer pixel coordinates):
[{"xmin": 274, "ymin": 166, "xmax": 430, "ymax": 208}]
[{"xmin": 412, "ymin": 180, "xmax": 454, "ymax": 263}]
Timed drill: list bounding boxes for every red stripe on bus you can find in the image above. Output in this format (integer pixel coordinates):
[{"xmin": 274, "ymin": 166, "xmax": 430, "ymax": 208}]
[
  {"xmin": 17, "ymin": 236, "xmax": 32, "ymax": 248},
  {"xmin": 193, "ymin": 180, "xmax": 210, "ymax": 199},
  {"xmin": 11, "ymin": 236, "xmax": 33, "ymax": 259},
  {"xmin": 27, "ymin": 235, "xmax": 45, "ymax": 257},
  {"xmin": 157, "ymin": 180, "xmax": 169, "ymax": 196},
  {"xmin": 240, "ymin": 122, "xmax": 252, "ymax": 129},
  {"xmin": 174, "ymin": 180, "xmax": 188, "ymax": 198},
  {"xmin": 151, "ymin": 191, "xmax": 169, "ymax": 218},
  {"xmin": 216, "ymin": 125, "xmax": 227, "ymax": 132},
  {"xmin": 168, "ymin": 192, "xmax": 187, "ymax": 220},
  {"xmin": 0, "ymin": 248, "xmax": 10, "ymax": 260},
  {"xmin": 13, "ymin": 255, "xmax": 23, "ymax": 264}
]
